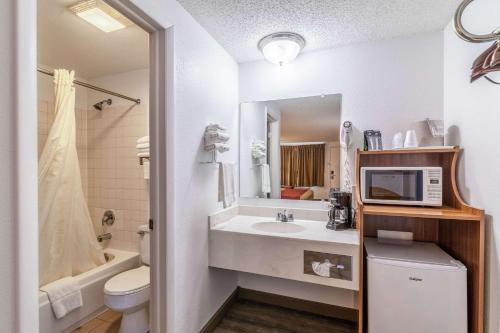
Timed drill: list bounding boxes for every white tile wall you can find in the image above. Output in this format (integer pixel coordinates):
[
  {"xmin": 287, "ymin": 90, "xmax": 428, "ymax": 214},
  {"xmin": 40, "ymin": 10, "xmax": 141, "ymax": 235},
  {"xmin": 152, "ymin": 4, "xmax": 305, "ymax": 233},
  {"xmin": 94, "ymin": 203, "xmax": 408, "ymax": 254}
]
[{"xmin": 87, "ymin": 105, "xmax": 149, "ymax": 251}]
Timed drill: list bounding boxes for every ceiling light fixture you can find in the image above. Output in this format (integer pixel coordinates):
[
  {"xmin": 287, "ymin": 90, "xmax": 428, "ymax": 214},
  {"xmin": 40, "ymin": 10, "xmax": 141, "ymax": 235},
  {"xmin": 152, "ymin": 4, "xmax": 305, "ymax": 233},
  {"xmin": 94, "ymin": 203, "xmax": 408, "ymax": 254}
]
[
  {"xmin": 68, "ymin": 0, "xmax": 132, "ymax": 33},
  {"xmin": 258, "ymin": 32, "xmax": 306, "ymax": 66}
]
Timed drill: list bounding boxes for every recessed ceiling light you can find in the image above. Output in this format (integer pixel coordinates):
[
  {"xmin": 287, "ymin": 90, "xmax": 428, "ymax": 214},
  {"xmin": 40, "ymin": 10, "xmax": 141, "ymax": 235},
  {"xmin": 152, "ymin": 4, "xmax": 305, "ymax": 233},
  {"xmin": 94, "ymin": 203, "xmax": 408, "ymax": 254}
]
[
  {"xmin": 68, "ymin": 0, "xmax": 132, "ymax": 33},
  {"xmin": 258, "ymin": 32, "xmax": 306, "ymax": 66}
]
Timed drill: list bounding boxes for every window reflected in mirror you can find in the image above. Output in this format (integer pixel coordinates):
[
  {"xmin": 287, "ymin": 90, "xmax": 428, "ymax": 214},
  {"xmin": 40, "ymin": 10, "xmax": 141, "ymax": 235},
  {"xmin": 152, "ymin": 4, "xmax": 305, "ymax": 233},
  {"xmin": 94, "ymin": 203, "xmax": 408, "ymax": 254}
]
[{"xmin": 240, "ymin": 94, "xmax": 341, "ymax": 200}]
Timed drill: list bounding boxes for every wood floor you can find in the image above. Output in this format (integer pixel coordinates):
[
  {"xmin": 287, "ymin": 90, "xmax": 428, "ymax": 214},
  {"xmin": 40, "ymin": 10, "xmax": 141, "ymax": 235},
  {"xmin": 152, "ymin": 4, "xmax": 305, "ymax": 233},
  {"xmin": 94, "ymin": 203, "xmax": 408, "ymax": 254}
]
[
  {"xmin": 213, "ymin": 299, "xmax": 357, "ymax": 333},
  {"xmin": 71, "ymin": 309, "xmax": 121, "ymax": 333}
]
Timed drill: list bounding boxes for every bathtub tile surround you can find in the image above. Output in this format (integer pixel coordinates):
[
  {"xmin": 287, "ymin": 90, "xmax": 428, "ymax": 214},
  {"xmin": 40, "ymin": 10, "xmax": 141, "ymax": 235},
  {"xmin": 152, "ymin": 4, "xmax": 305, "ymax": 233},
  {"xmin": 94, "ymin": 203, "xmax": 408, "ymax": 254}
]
[
  {"xmin": 209, "ymin": 205, "xmax": 359, "ymax": 290},
  {"xmin": 87, "ymin": 102, "xmax": 149, "ymax": 252}
]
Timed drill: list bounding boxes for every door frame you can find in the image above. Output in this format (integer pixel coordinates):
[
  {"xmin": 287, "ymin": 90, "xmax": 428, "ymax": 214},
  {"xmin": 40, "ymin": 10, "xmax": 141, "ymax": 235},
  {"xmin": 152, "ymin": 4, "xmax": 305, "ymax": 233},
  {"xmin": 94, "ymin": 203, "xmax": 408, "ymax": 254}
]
[{"xmin": 15, "ymin": 0, "xmax": 172, "ymax": 332}]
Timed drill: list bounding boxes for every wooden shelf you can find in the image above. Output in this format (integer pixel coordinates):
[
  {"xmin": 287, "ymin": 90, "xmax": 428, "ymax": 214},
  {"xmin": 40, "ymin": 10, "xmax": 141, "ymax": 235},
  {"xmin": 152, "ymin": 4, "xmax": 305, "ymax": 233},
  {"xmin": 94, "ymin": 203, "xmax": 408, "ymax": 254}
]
[
  {"xmin": 355, "ymin": 147, "xmax": 484, "ymax": 333},
  {"xmin": 362, "ymin": 204, "xmax": 482, "ymax": 221},
  {"xmin": 358, "ymin": 146, "xmax": 460, "ymax": 155}
]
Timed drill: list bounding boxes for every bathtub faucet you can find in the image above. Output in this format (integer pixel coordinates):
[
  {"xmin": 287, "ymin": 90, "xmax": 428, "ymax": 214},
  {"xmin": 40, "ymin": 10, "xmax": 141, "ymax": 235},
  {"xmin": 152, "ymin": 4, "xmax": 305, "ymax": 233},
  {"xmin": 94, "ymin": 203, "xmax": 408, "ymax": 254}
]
[{"xmin": 97, "ymin": 233, "xmax": 112, "ymax": 242}]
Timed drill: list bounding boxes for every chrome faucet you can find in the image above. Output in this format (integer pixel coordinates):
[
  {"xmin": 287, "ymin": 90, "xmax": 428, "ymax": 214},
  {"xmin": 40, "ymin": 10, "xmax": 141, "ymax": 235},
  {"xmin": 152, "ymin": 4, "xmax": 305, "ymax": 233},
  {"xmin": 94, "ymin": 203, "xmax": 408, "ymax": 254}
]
[{"xmin": 276, "ymin": 209, "xmax": 294, "ymax": 222}]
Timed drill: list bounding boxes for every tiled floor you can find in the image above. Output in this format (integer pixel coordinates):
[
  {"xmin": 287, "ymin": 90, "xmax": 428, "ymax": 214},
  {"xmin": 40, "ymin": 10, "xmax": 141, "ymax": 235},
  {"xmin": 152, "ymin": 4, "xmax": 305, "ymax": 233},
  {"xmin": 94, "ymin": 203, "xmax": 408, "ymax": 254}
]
[{"xmin": 71, "ymin": 309, "xmax": 122, "ymax": 333}]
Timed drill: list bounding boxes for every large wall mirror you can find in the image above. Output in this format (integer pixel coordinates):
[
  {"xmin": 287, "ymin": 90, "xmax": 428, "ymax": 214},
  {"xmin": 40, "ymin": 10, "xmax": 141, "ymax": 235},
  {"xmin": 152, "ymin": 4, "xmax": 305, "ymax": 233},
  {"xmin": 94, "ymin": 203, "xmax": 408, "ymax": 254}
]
[{"xmin": 240, "ymin": 94, "xmax": 342, "ymax": 201}]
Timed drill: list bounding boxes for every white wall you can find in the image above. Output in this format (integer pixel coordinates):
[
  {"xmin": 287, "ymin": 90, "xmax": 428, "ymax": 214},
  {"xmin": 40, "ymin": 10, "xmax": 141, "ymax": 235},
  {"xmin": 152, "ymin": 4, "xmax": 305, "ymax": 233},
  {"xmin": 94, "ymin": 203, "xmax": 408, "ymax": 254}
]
[
  {"xmin": 122, "ymin": 1, "xmax": 242, "ymax": 331},
  {"xmin": 443, "ymin": 2, "xmax": 500, "ymax": 332},
  {"xmin": 134, "ymin": 2, "xmax": 240, "ymax": 332},
  {"xmin": 170, "ymin": 13, "xmax": 239, "ymax": 332},
  {"xmin": 240, "ymin": 31, "xmax": 444, "ymax": 152},
  {"xmin": 1, "ymin": 1, "xmax": 38, "ymax": 332},
  {"xmin": 238, "ymin": 30, "xmax": 445, "ymax": 309}
]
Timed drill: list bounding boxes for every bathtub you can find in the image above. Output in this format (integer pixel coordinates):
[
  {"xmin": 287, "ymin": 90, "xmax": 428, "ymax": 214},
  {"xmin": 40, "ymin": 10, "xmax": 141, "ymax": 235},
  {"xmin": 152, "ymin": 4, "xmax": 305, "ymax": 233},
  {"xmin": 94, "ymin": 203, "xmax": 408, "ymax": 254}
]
[{"xmin": 39, "ymin": 248, "xmax": 140, "ymax": 333}]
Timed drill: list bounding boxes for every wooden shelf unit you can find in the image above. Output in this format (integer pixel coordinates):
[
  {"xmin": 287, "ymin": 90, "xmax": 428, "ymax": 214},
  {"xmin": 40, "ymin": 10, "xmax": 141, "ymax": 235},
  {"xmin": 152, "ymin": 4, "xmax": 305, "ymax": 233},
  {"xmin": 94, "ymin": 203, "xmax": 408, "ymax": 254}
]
[
  {"xmin": 362, "ymin": 204, "xmax": 482, "ymax": 221},
  {"xmin": 355, "ymin": 147, "xmax": 484, "ymax": 333}
]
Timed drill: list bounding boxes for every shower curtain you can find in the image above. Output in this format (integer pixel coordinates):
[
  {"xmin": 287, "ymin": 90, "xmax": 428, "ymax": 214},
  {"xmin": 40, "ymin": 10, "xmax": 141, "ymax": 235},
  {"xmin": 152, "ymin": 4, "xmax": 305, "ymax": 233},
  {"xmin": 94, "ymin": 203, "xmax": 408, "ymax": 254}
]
[{"xmin": 39, "ymin": 69, "xmax": 105, "ymax": 286}]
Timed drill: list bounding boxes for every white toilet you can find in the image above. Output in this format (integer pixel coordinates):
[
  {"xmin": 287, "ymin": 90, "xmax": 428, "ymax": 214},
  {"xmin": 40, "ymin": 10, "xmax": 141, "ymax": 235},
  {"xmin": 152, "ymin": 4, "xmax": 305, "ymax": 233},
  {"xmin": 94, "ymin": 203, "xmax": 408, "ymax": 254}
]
[{"xmin": 104, "ymin": 225, "xmax": 150, "ymax": 333}]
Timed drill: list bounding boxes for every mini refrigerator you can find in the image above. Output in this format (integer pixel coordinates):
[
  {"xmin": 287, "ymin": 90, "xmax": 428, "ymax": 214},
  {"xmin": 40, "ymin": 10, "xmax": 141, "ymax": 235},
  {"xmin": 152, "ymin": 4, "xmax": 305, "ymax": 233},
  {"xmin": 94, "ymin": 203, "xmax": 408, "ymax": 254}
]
[{"xmin": 365, "ymin": 237, "xmax": 467, "ymax": 333}]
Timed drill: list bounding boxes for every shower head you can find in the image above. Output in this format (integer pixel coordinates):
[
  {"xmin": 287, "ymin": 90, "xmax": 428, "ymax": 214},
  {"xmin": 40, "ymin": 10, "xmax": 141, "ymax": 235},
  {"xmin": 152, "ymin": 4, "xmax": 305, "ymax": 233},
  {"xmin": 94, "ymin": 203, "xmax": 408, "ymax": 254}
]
[{"xmin": 93, "ymin": 98, "xmax": 112, "ymax": 111}]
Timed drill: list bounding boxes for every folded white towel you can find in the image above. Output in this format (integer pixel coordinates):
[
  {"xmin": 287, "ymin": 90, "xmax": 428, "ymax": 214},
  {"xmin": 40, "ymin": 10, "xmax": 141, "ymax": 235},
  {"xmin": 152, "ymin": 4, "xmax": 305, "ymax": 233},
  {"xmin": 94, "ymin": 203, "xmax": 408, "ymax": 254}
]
[
  {"xmin": 252, "ymin": 150, "xmax": 266, "ymax": 159},
  {"xmin": 137, "ymin": 136, "xmax": 149, "ymax": 144},
  {"xmin": 40, "ymin": 277, "xmax": 83, "ymax": 319},
  {"xmin": 206, "ymin": 123, "xmax": 227, "ymax": 132},
  {"xmin": 252, "ymin": 143, "xmax": 266, "ymax": 150},
  {"xmin": 137, "ymin": 151, "xmax": 150, "ymax": 158},
  {"xmin": 136, "ymin": 142, "xmax": 150, "ymax": 149},
  {"xmin": 205, "ymin": 143, "xmax": 230, "ymax": 153},
  {"xmin": 219, "ymin": 163, "xmax": 235, "ymax": 208},
  {"xmin": 204, "ymin": 131, "xmax": 230, "ymax": 143},
  {"xmin": 251, "ymin": 140, "xmax": 266, "ymax": 161},
  {"xmin": 143, "ymin": 160, "xmax": 150, "ymax": 180},
  {"xmin": 260, "ymin": 164, "xmax": 271, "ymax": 194}
]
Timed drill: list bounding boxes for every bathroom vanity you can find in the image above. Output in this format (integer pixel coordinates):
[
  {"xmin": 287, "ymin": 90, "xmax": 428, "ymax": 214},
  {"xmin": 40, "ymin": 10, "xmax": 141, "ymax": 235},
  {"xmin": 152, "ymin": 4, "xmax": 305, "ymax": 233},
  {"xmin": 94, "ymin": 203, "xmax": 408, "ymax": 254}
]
[{"xmin": 209, "ymin": 206, "xmax": 360, "ymax": 290}]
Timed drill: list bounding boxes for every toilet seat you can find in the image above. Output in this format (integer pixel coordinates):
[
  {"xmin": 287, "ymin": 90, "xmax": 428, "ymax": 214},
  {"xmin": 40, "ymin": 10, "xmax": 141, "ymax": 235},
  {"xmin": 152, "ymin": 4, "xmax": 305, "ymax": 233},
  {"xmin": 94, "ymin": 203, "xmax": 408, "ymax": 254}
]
[{"xmin": 104, "ymin": 266, "xmax": 150, "ymax": 296}]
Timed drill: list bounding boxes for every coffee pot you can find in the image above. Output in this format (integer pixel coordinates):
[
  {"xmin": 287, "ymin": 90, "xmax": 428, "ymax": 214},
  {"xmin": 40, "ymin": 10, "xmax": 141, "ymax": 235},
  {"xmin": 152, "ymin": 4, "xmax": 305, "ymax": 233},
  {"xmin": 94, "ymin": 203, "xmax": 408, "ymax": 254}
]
[{"xmin": 326, "ymin": 190, "xmax": 352, "ymax": 231}]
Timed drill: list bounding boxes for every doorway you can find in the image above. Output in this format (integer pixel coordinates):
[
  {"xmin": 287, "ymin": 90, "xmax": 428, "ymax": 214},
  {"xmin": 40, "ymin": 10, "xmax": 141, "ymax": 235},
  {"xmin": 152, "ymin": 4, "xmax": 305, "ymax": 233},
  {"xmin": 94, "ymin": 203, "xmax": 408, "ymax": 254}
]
[{"xmin": 35, "ymin": 0, "xmax": 169, "ymax": 332}]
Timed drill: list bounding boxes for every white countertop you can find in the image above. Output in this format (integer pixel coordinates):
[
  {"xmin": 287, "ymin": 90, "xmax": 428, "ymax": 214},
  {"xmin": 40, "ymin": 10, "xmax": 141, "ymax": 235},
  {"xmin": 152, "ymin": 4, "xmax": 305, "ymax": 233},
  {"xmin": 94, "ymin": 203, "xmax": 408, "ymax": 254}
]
[{"xmin": 211, "ymin": 215, "xmax": 360, "ymax": 246}]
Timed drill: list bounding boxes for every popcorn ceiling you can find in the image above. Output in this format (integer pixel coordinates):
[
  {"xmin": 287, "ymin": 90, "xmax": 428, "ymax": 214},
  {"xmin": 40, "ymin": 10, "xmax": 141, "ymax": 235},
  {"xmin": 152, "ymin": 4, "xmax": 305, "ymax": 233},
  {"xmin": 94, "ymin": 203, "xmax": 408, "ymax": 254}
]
[{"xmin": 178, "ymin": 0, "xmax": 460, "ymax": 63}]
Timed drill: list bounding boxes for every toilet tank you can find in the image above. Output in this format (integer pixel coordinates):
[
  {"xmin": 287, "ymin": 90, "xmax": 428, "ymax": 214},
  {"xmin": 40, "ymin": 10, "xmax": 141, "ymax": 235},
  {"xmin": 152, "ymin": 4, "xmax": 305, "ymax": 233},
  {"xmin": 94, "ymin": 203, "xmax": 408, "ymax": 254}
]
[{"xmin": 138, "ymin": 224, "xmax": 150, "ymax": 265}]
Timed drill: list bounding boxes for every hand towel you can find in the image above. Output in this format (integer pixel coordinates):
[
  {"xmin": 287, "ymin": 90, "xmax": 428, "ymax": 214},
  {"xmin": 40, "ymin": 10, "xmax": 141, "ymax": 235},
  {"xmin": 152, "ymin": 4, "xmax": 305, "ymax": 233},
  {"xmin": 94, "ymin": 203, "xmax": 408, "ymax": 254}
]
[
  {"xmin": 219, "ymin": 163, "xmax": 235, "ymax": 208},
  {"xmin": 136, "ymin": 142, "xmax": 150, "ymax": 149},
  {"xmin": 137, "ymin": 136, "xmax": 149, "ymax": 144},
  {"xmin": 143, "ymin": 160, "xmax": 150, "ymax": 180},
  {"xmin": 39, "ymin": 277, "xmax": 83, "ymax": 319},
  {"xmin": 260, "ymin": 163, "xmax": 271, "ymax": 194}
]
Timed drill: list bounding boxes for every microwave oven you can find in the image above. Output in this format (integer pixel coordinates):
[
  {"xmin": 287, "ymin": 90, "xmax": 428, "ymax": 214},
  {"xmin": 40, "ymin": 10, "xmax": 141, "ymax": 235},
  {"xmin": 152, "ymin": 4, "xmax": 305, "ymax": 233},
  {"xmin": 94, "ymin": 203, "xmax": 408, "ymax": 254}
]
[{"xmin": 361, "ymin": 167, "xmax": 442, "ymax": 206}]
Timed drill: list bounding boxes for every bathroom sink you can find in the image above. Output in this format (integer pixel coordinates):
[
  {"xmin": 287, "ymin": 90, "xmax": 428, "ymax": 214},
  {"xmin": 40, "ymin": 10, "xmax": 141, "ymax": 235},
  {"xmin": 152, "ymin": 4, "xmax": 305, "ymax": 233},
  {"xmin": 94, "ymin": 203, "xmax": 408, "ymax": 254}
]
[{"xmin": 252, "ymin": 221, "xmax": 306, "ymax": 234}]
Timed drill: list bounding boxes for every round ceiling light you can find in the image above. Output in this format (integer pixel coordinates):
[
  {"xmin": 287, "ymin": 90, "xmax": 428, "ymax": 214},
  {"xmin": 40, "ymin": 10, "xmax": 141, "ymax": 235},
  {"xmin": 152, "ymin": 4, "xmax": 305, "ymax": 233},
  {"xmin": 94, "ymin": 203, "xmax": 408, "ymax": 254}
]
[{"xmin": 258, "ymin": 32, "xmax": 306, "ymax": 66}]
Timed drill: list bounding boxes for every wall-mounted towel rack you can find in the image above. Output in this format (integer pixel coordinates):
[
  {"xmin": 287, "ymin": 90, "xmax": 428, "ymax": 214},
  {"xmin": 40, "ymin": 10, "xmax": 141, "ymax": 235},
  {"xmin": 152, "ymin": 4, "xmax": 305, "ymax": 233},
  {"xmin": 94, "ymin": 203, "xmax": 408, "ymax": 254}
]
[
  {"xmin": 453, "ymin": 0, "xmax": 500, "ymax": 84},
  {"xmin": 200, "ymin": 150, "xmax": 221, "ymax": 164},
  {"xmin": 201, "ymin": 123, "xmax": 231, "ymax": 164},
  {"xmin": 139, "ymin": 156, "xmax": 150, "ymax": 165}
]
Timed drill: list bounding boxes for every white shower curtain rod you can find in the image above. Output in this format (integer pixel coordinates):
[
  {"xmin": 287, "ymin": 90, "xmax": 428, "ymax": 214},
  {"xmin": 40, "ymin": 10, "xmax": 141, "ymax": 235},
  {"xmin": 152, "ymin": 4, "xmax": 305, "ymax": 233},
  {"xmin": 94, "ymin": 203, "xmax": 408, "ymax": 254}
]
[{"xmin": 37, "ymin": 67, "xmax": 141, "ymax": 105}]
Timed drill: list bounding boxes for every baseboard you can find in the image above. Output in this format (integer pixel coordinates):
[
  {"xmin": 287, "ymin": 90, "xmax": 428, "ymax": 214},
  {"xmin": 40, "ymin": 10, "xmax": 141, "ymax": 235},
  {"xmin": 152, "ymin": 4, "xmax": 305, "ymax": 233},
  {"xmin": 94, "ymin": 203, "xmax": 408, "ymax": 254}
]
[
  {"xmin": 238, "ymin": 288, "xmax": 358, "ymax": 322},
  {"xmin": 200, "ymin": 286, "xmax": 357, "ymax": 332},
  {"xmin": 199, "ymin": 287, "xmax": 239, "ymax": 333}
]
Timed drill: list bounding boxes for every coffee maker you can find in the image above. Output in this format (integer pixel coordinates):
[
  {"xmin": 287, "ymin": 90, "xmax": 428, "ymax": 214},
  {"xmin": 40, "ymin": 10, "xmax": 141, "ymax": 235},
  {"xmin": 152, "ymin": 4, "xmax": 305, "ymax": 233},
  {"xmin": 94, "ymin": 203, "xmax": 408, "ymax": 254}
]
[{"xmin": 326, "ymin": 189, "xmax": 352, "ymax": 231}]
